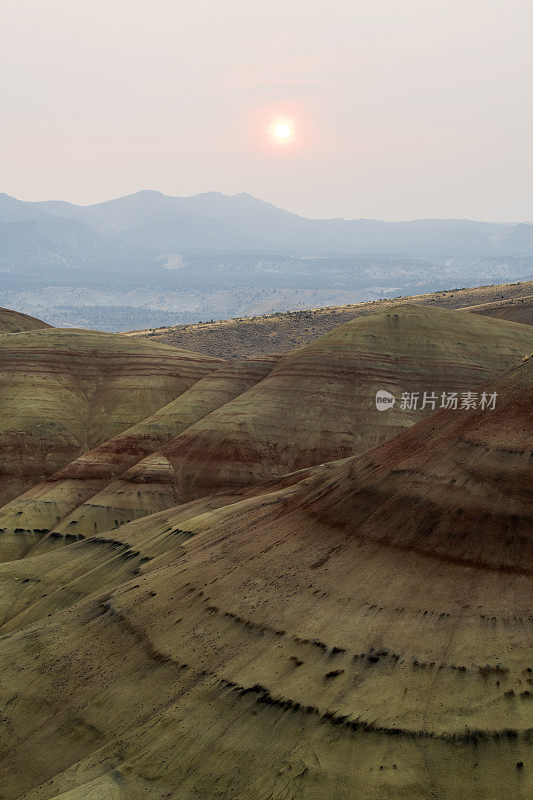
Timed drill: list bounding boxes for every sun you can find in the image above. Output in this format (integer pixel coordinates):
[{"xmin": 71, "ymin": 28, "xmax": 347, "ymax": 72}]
[{"xmin": 272, "ymin": 120, "xmax": 293, "ymax": 142}]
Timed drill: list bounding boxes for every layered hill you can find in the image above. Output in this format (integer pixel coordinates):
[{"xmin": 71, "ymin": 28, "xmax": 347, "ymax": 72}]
[
  {"xmin": 0, "ymin": 327, "xmax": 223, "ymax": 507},
  {"xmin": 0, "ymin": 355, "xmax": 278, "ymax": 556},
  {"xmin": 129, "ymin": 280, "xmax": 533, "ymax": 359},
  {"xmin": 0, "ymin": 355, "xmax": 530, "ymax": 799},
  {"xmin": 0, "ymin": 306, "xmax": 51, "ymax": 333},
  {"xmin": 3, "ymin": 305, "xmax": 533, "ymax": 546}
]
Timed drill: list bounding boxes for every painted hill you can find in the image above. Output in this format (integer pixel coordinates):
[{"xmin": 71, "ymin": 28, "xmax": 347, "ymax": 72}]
[
  {"xmin": 0, "ymin": 355, "xmax": 278, "ymax": 554},
  {"xmin": 2, "ymin": 305, "xmax": 532, "ymax": 545},
  {"xmin": 0, "ymin": 356, "xmax": 530, "ymax": 799},
  {"xmin": 0, "ymin": 327, "xmax": 223, "ymax": 507},
  {"xmin": 128, "ymin": 280, "xmax": 533, "ymax": 359},
  {"xmin": 0, "ymin": 306, "xmax": 51, "ymax": 333}
]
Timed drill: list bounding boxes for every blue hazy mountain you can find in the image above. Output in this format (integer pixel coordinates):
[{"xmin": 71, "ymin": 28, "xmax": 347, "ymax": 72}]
[
  {"xmin": 1, "ymin": 190, "xmax": 532, "ymax": 331},
  {"xmin": 2, "ymin": 190, "xmax": 533, "ymax": 270}
]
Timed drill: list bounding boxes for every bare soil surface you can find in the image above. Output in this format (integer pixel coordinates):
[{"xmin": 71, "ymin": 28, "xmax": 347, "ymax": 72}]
[{"xmin": 127, "ymin": 280, "xmax": 533, "ymax": 359}]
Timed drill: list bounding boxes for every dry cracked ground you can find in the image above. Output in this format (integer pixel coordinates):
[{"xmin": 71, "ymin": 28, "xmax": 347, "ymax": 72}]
[{"xmin": 0, "ymin": 287, "xmax": 531, "ymax": 800}]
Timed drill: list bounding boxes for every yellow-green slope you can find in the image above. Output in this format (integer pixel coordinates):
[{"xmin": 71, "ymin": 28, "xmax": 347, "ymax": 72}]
[
  {"xmin": 0, "ymin": 327, "xmax": 224, "ymax": 506},
  {"xmin": 0, "ymin": 307, "xmax": 51, "ymax": 333},
  {"xmin": 0, "ymin": 356, "xmax": 278, "ymax": 557},
  {"xmin": 0, "ymin": 359, "xmax": 530, "ymax": 799},
  {"xmin": 30, "ymin": 305, "xmax": 533, "ymax": 540}
]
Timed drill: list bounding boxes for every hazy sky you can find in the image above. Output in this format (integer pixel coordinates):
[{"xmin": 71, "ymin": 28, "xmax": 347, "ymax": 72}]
[{"xmin": 2, "ymin": 0, "xmax": 532, "ymax": 220}]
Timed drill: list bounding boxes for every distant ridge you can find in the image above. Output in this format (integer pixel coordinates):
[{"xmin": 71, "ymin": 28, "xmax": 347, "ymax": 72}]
[
  {"xmin": 129, "ymin": 280, "xmax": 533, "ymax": 359},
  {"xmin": 2, "ymin": 189, "xmax": 533, "ymax": 259}
]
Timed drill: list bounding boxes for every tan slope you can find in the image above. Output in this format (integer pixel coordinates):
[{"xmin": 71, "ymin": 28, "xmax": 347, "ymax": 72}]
[
  {"xmin": 128, "ymin": 280, "xmax": 533, "ymax": 359},
  {"xmin": 0, "ymin": 360, "xmax": 530, "ymax": 800},
  {"xmin": 464, "ymin": 295, "xmax": 533, "ymax": 326},
  {"xmin": 0, "ymin": 356, "xmax": 278, "ymax": 557},
  {"xmin": 0, "ymin": 327, "xmax": 224, "ymax": 506},
  {"xmin": 0, "ymin": 306, "xmax": 51, "ymax": 333},
  {"xmin": 0, "ymin": 464, "xmax": 323, "ymax": 633},
  {"xmin": 42, "ymin": 305, "xmax": 533, "ymax": 539}
]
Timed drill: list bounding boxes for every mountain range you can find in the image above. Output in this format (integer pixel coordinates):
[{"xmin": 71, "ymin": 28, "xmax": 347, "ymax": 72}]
[
  {"xmin": 2, "ymin": 189, "xmax": 533, "ymax": 264},
  {"xmin": 2, "ymin": 190, "xmax": 533, "ymax": 331}
]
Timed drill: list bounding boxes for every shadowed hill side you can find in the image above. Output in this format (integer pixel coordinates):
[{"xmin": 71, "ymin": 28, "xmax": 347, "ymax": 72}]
[
  {"xmin": 0, "ymin": 356, "xmax": 278, "ymax": 553},
  {"xmin": 19, "ymin": 305, "xmax": 533, "ymax": 541},
  {"xmin": 464, "ymin": 295, "xmax": 533, "ymax": 326},
  {"xmin": 0, "ymin": 306, "xmax": 51, "ymax": 333},
  {"xmin": 291, "ymin": 353, "xmax": 533, "ymax": 572},
  {"xmin": 0, "ymin": 327, "xmax": 224, "ymax": 507},
  {"xmin": 0, "ymin": 358, "xmax": 530, "ymax": 800},
  {"xmin": 127, "ymin": 281, "xmax": 533, "ymax": 359}
]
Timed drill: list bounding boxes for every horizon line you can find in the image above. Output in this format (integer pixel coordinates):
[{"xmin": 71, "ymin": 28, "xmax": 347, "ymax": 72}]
[{"xmin": 1, "ymin": 189, "xmax": 531, "ymax": 227}]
